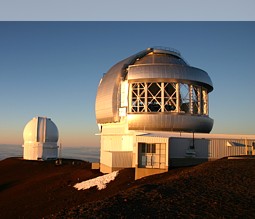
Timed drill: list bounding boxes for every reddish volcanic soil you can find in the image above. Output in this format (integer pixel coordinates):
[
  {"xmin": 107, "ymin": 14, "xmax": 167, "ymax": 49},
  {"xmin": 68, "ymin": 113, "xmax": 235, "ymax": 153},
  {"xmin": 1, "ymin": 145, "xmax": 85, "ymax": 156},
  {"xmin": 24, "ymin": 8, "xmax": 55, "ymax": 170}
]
[{"xmin": 1, "ymin": 157, "xmax": 255, "ymax": 218}]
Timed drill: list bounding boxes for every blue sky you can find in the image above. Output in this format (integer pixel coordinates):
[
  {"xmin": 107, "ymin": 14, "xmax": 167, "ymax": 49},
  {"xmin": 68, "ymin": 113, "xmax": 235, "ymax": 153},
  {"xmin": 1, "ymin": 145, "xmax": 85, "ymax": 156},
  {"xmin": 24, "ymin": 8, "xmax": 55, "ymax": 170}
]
[
  {"xmin": 0, "ymin": 21, "xmax": 255, "ymax": 146},
  {"xmin": 0, "ymin": 0, "xmax": 255, "ymax": 21}
]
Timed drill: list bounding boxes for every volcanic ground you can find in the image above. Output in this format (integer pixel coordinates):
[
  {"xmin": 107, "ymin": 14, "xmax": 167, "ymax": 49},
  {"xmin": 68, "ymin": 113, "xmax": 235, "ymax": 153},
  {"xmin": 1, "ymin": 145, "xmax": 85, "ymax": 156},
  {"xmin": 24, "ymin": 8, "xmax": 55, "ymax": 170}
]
[{"xmin": 0, "ymin": 157, "xmax": 255, "ymax": 218}]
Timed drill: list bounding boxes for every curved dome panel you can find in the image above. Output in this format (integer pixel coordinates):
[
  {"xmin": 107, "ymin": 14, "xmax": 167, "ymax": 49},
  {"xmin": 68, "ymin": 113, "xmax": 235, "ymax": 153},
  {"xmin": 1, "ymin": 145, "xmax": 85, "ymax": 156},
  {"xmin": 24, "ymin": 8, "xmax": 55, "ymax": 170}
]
[
  {"xmin": 23, "ymin": 118, "xmax": 37, "ymax": 142},
  {"xmin": 128, "ymin": 65, "xmax": 213, "ymax": 91},
  {"xmin": 45, "ymin": 119, "xmax": 59, "ymax": 142},
  {"xmin": 134, "ymin": 51, "xmax": 187, "ymax": 65},
  {"xmin": 95, "ymin": 49, "xmax": 151, "ymax": 123},
  {"xmin": 95, "ymin": 60, "xmax": 124, "ymax": 124}
]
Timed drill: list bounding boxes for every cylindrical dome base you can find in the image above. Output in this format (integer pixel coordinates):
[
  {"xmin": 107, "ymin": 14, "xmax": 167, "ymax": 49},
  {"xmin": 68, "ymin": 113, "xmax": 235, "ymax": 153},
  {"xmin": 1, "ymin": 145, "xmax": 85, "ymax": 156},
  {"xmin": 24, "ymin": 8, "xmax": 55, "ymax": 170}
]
[{"xmin": 127, "ymin": 113, "xmax": 213, "ymax": 133}]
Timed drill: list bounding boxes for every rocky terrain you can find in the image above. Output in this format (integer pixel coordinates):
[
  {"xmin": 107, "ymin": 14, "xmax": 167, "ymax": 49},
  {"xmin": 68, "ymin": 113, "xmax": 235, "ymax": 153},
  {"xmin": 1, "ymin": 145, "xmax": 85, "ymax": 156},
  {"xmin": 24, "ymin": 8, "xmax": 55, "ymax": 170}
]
[{"xmin": 0, "ymin": 157, "xmax": 255, "ymax": 218}]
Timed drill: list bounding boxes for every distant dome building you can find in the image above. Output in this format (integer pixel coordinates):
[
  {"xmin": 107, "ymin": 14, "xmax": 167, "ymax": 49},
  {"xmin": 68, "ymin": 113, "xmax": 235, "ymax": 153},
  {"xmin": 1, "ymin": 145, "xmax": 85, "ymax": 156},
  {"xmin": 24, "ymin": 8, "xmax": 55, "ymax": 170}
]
[
  {"xmin": 23, "ymin": 116, "xmax": 59, "ymax": 160},
  {"xmin": 96, "ymin": 47, "xmax": 255, "ymax": 179}
]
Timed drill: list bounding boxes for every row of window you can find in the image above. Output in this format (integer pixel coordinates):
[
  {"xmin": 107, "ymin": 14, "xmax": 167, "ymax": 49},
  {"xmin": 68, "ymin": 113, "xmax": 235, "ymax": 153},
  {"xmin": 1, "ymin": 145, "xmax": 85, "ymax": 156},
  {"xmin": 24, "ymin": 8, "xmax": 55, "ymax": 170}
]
[
  {"xmin": 138, "ymin": 142, "xmax": 166, "ymax": 169},
  {"xmin": 129, "ymin": 82, "xmax": 208, "ymax": 115}
]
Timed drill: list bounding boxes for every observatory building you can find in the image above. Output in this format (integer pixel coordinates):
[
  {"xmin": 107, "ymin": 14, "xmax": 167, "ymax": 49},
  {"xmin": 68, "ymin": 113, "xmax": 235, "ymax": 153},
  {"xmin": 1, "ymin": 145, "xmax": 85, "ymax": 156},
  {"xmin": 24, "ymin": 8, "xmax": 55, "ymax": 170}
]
[
  {"xmin": 23, "ymin": 116, "xmax": 59, "ymax": 160},
  {"xmin": 96, "ymin": 47, "xmax": 255, "ymax": 179}
]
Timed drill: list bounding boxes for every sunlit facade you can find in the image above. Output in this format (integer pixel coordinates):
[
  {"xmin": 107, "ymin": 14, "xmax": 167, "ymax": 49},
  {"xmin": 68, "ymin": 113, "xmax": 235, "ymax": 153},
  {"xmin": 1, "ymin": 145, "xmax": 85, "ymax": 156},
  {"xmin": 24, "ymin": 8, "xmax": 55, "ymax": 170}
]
[
  {"xmin": 95, "ymin": 47, "xmax": 255, "ymax": 179},
  {"xmin": 96, "ymin": 47, "xmax": 213, "ymax": 133}
]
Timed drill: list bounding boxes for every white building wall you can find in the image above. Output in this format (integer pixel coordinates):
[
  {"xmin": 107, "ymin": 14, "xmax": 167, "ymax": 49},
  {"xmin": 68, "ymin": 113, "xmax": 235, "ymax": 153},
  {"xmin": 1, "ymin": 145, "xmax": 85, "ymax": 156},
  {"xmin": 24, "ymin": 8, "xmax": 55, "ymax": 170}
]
[
  {"xmin": 23, "ymin": 142, "xmax": 58, "ymax": 160},
  {"xmin": 121, "ymin": 135, "xmax": 134, "ymax": 151},
  {"xmin": 23, "ymin": 142, "xmax": 42, "ymax": 160},
  {"xmin": 42, "ymin": 143, "xmax": 58, "ymax": 160},
  {"xmin": 102, "ymin": 122, "xmax": 127, "ymax": 135},
  {"xmin": 100, "ymin": 120, "xmax": 135, "ymax": 172},
  {"xmin": 209, "ymin": 139, "xmax": 247, "ymax": 158},
  {"xmin": 100, "ymin": 128, "xmax": 255, "ymax": 174},
  {"xmin": 101, "ymin": 135, "xmax": 134, "ymax": 151},
  {"xmin": 169, "ymin": 137, "xmax": 254, "ymax": 160},
  {"xmin": 100, "ymin": 150, "xmax": 113, "ymax": 167}
]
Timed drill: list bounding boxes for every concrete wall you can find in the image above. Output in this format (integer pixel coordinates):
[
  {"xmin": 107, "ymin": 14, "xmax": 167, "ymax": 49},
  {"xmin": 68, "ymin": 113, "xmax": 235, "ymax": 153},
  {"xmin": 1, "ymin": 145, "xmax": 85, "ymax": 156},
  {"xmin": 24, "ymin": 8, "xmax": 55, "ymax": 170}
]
[
  {"xmin": 135, "ymin": 166, "xmax": 168, "ymax": 180},
  {"xmin": 100, "ymin": 122, "xmax": 135, "ymax": 173}
]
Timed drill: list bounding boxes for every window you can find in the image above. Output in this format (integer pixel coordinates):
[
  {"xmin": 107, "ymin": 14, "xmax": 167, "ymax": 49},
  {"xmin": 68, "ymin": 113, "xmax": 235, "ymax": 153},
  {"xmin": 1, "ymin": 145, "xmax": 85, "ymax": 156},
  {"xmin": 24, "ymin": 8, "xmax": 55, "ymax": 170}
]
[
  {"xmin": 138, "ymin": 142, "xmax": 166, "ymax": 169},
  {"xmin": 147, "ymin": 144, "xmax": 156, "ymax": 153},
  {"xmin": 140, "ymin": 143, "xmax": 156, "ymax": 153},
  {"xmin": 190, "ymin": 85, "xmax": 201, "ymax": 114},
  {"xmin": 227, "ymin": 141, "xmax": 245, "ymax": 147},
  {"xmin": 180, "ymin": 83, "xmax": 189, "ymax": 113},
  {"xmin": 164, "ymin": 83, "xmax": 177, "ymax": 111},
  {"xmin": 131, "ymin": 83, "xmax": 146, "ymax": 112},
  {"xmin": 129, "ymin": 82, "xmax": 209, "ymax": 115}
]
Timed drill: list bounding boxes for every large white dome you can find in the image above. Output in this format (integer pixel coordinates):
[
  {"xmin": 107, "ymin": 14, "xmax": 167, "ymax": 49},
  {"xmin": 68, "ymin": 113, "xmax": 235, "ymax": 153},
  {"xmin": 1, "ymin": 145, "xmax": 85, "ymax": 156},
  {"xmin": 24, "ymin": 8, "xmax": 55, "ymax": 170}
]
[{"xmin": 23, "ymin": 117, "xmax": 59, "ymax": 143}]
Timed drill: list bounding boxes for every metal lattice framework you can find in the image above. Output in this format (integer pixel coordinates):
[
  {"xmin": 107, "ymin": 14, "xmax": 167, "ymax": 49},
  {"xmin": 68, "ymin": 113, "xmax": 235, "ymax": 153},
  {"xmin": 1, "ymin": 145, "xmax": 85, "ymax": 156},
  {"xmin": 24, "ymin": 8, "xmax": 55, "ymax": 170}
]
[{"xmin": 129, "ymin": 82, "xmax": 208, "ymax": 115}]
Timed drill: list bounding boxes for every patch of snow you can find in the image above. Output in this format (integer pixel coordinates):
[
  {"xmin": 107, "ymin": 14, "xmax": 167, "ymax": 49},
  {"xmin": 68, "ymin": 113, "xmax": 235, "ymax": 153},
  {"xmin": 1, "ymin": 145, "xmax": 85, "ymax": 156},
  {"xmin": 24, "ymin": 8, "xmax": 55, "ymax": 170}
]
[{"xmin": 74, "ymin": 171, "xmax": 119, "ymax": 190}]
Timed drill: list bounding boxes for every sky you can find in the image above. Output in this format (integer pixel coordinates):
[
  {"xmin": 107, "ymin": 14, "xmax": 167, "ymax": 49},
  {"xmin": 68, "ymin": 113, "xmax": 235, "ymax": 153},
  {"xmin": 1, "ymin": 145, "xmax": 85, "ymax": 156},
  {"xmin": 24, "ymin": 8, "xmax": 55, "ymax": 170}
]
[
  {"xmin": 0, "ymin": 0, "xmax": 255, "ymax": 21},
  {"xmin": 0, "ymin": 2, "xmax": 255, "ymax": 147}
]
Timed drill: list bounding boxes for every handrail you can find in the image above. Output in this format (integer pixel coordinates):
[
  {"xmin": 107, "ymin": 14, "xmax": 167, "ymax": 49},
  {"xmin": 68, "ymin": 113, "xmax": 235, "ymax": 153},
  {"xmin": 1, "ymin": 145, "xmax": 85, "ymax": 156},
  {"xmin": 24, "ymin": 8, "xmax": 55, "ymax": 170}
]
[
  {"xmin": 152, "ymin": 46, "xmax": 181, "ymax": 56},
  {"xmin": 151, "ymin": 46, "xmax": 189, "ymax": 65}
]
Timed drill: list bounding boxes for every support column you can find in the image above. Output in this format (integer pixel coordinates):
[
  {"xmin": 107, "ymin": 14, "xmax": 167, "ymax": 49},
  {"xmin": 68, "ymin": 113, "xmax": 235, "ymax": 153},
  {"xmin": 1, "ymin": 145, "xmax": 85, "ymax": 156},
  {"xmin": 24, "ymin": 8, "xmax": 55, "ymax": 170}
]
[
  {"xmin": 197, "ymin": 87, "xmax": 201, "ymax": 114},
  {"xmin": 161, "ymin": 82, "xmax": 164, "ymax": 112},
  {"xmin": 128, "ymin": 83, "xmax": 132, "ymax": 113},
  {"xmin": 145, "ymin": 83, "xmax": 148, "ymax": 112},
  {"xmin": 176, "ymin": 83, "xmax": 180, "ymax": 112},
  {"xmin": 189, "ymin": 85, "xmax": 193, "ymax": 114}
]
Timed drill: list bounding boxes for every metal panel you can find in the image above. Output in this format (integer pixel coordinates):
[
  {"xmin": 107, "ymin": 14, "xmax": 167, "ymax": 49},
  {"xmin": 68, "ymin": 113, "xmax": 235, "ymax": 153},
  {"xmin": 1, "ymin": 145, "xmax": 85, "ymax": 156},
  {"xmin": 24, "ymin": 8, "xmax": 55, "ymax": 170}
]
[
  {"xmin": 95, "ymin": 49, "xmax": 151, "ymax": 124},
  {"xmin": 209, "ymin": 139, "xmax": 247, "ymax": 158},
  {"xmin": 128, "ymin": 65, "xmax": 213, "ymax": 91},
  {"xmin": 112, "ymin": 151, "xmax": 133, "ymax": 167},
  {"xmin": 169, "ymin": 138, "xmax": 209, "ymax": 158},
  {"xmin": 128, "ymin": 113, "xmax": 213, "ymax": 133},
  {"xmin": 95, "ymin": 61, "xmax": 123, "ymax": 123},
  {"xmin": 100, "ymin": 151, "xmax": 133, "ymax": 168},
  {"xmin": 45, "ymin": 119, "xmax": 59, "ymax": 142},
  {"xmin": 136, "ymin": 135, "xmax": 169, "ymax": 144},
  {"xmin": 134, "ymin": 52, "xmax": 187, "ymax": 65}
]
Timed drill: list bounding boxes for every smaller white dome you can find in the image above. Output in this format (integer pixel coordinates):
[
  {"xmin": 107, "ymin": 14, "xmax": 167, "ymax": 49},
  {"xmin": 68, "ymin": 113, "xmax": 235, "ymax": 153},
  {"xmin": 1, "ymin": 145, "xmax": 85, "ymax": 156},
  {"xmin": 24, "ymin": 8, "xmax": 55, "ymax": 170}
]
[{"xmin": 23, "ymin": 117, "xmax": 59, "ymax": 143}]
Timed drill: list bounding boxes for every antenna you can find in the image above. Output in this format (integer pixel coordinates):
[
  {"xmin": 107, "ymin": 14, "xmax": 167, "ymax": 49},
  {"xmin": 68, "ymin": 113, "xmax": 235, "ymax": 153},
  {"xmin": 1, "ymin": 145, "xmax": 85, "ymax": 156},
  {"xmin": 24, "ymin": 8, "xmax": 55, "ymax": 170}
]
[{"xmin": 56, "ymin": 139, "xmax": 62, "ymax": 165}]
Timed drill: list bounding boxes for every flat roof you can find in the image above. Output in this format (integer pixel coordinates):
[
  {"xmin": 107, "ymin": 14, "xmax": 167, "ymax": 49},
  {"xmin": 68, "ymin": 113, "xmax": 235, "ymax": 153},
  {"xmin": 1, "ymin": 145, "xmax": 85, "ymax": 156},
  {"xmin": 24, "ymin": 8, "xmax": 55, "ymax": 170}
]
[{"xmin": 136, "ymin": 131, "xmax": 255, "ymax": 140}]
